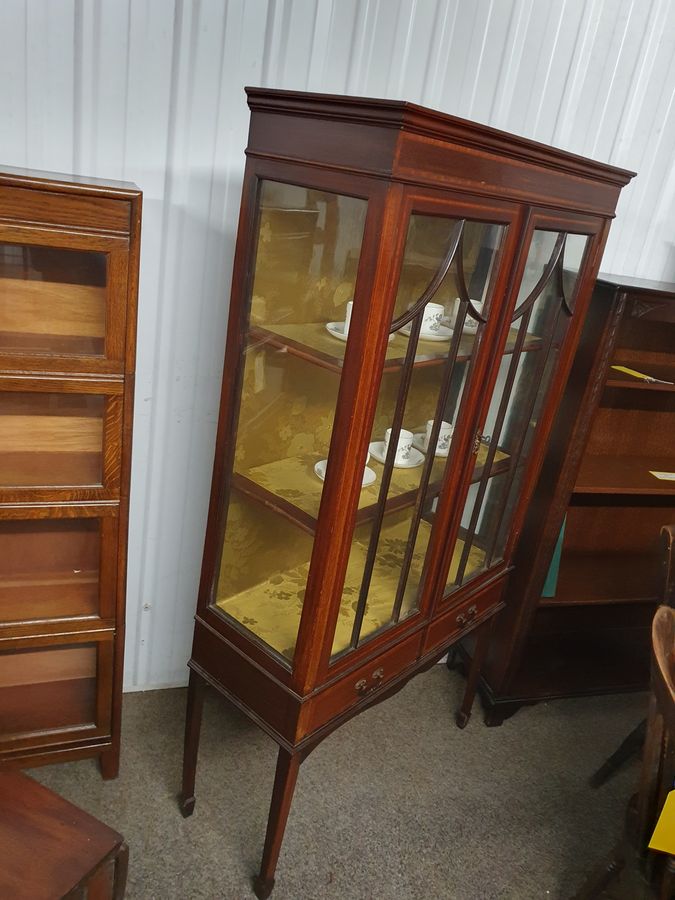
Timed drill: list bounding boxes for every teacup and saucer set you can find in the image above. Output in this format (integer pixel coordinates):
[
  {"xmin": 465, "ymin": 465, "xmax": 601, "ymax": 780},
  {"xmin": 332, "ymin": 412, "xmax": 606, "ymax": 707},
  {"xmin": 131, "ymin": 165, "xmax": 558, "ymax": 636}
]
[
  {"xmin": 326, "ymin": 300, "xmax": 395, "ymax": 343},
  {"xmin": 399, "ymin": 302, "xmax": 452, "ymax": 342},
  {"xmin": 411, "ymin": 419, "xmax": 454, "ymax": 457},
  {"xmin": 314, "ymin": 451, "xmax": 376, "ymax": 487},
  {"xmin": 369, "ymin": 427, "xmax": 424, "ymax": 469}
]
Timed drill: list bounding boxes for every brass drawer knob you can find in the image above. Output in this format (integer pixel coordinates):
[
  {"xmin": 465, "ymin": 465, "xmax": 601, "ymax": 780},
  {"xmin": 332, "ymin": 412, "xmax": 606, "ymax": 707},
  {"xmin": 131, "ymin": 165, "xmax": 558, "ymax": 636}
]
[
  {"xmin": 457, "ymin": 605, "xmax": 479, "ymax": 627},
  {"xmin": 355, "ymin": 667, "xmax": 385, "ymax": 696}
]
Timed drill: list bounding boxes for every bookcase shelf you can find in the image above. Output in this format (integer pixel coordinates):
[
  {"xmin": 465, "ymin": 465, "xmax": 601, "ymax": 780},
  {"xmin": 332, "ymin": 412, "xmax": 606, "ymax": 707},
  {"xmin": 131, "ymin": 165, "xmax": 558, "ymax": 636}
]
[{"xmin": 574, "ymin": 454, "xmax": 675, "ymax": 496}]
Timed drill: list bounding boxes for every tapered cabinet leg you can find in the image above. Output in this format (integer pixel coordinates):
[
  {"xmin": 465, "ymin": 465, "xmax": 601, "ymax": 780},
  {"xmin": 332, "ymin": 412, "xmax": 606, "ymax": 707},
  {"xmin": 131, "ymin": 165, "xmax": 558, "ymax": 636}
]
[
  {"xmin": 253, "ymin": 747, "xmax": 302, "ymax": 899},
  {"xmin": 179, "ymin": 669, "xmax": 206, "ymax": 818},
  {"xmin": 99, "ymin": 747, "xmax": 120, "ymax": 780},
  {"xmin": 455, "ymin": 621, "xmax": 491, "ymax": 729}
]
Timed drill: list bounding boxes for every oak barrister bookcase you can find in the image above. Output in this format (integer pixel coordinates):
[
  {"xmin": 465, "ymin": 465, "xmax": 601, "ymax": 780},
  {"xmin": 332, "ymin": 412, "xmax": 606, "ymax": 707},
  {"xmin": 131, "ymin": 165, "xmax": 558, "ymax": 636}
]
[
  {"xmin": 180, "ymin": 88, "xmax": 633, "ymax": 897},
  {"xmin": 0, "ymin": 167, "xmax": 141, "ymax": 777}
]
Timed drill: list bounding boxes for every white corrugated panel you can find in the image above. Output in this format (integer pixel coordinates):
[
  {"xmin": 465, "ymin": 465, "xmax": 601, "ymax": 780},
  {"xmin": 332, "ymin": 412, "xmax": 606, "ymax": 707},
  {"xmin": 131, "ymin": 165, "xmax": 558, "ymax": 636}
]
[{"xmin": 0, "ymin": 0, "xmax": 673, "ymax": 690}]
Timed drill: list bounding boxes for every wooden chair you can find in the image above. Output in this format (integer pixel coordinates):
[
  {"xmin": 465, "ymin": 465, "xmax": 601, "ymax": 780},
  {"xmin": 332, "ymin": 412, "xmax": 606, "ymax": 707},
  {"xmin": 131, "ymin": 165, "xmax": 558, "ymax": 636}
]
[
  {"xmin": 572, "ymin": 603, "xmax": 675, "ymax": 899},
  {"xmin": 0, "ymin": 771, "xmax": 128, "ymax": 899}
]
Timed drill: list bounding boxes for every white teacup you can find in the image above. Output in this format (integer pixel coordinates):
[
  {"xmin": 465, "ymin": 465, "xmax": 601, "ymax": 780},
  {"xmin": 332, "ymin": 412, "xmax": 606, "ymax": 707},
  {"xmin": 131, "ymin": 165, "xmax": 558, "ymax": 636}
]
[
  {"xmin": 425, "ymin": 419, "xmax": 453, "ymax": 454},
  {"xmin": 384, "ymin": 427, "xmax": 414, "ymax": 465},
  {"xmin": 421, "ymin": 302, "xmax": 444, "ymax": 334},
  {"xmin": 343, "ymin": 300, "xmax": 353, "ymax": 336}
]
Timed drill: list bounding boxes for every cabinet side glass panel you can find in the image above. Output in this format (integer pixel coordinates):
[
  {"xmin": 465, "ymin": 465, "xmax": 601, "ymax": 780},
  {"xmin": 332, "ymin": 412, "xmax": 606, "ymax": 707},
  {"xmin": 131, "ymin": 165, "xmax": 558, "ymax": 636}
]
[
  {"xmin": 330, "ymin": 215, "xmax": 507, "ymax": 660},
  {"xmin": 210, "ymin": 180, "xmax": 368, "ymax": 662},
  {"xmin": 445, "ymin": 231, "xmax": 590, "ymax": 594},
  {"xmin": 0, "ymin": 243, "xmax": 107, "ymax": 356}
]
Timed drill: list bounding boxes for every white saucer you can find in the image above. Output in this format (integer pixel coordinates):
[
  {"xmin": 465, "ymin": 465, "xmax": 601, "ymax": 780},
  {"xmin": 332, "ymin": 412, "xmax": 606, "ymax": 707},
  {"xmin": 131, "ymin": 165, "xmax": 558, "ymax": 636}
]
[
  {"xmin": 412, "ymin": 433, "xmax": 449, "ymax": 458},
  {"xmin": 326, "ymin": 322, "xmax": 394, "ymax": 343},
  {"xmin": 314, "ymin": 459, "xmax": 376, "ymax": 487},
  {"xmin": 368, "ymin": 441, "xmax": 424, "ymax": 468},
  {"xmin": 399, "ymin": 322, "xmax": 453, "ymax": 342}
]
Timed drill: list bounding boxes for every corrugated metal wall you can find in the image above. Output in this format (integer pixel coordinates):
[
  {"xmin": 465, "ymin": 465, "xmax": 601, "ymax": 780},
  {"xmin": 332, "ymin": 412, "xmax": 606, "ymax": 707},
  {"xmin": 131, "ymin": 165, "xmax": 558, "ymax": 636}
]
[{"xmin": 1, "ymin": 0, "xmax": 673, "ymax": 690}]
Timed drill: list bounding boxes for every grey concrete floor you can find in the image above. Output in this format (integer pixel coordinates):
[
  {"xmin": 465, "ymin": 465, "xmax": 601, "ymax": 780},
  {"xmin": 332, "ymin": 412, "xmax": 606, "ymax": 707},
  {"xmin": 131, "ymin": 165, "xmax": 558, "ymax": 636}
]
[{"xmin": 32, "ymin": 667, "xmax": 645, "ymax": 900}]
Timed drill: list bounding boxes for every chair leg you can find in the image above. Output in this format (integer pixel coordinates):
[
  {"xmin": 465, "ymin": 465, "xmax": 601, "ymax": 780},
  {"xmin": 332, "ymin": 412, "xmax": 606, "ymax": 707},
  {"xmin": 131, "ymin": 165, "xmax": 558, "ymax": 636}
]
[
  {"xmin": 179, "ymin": 669, "xmax": 206, "ymax": 818},
  {"xmin": 253, "ymin": 747, "xmax": 302, "ymax": 899},
  {"xmin": 455, "ymin": 620, "xmax": 490, "ymax": 729},
  {"xmin": 660, "ymin": 855, "xmax": 675, "ymax": 900}
]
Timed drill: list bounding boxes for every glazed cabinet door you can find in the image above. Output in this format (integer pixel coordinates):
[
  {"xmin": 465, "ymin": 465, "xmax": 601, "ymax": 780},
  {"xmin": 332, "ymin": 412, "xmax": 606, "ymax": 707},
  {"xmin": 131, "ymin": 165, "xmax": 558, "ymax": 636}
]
[
  {"xmin": 0, "ymin": 634, "xmax": 113, "ymax": 757},
  {"xmin": 323, "ymin": 194, "xmax": 522, "ymax": 665},
  {"xmin": 441, "ymin": 214, "xmax": 603, "ymax": 599},
  {"xmin": 0, "ymin": 226, "xmax": 129, "ymax": 374},
  {"xmin": 206, "ymin": 171, "xmax": 378, "ymax": 665}
]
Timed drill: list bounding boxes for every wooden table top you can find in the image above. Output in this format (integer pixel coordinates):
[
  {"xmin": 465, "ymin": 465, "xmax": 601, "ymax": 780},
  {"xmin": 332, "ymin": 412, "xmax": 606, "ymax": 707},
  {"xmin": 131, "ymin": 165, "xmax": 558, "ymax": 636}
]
[{"xmin": 0, "ymin": 771, "xmax": 123, "ymax": 899}]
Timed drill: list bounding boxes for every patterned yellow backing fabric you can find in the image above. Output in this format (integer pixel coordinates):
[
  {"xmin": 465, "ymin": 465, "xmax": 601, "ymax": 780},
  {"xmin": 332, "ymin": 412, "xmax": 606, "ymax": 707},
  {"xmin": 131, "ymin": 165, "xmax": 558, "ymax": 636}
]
[{"xmin": 215, "ymin": 512, "xmax": 485, "ymax": 660}]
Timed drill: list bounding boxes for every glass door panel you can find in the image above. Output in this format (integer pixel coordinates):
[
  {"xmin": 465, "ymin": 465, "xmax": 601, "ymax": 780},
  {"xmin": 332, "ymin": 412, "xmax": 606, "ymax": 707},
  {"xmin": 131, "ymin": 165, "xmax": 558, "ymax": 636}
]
[
  {"xmin": 0, "ymin": 643, "xmax": 98, "ymax": 738},
  {"xmin": 331, "ymin": 214, "xmax": 507, "ymax": 660},
  {"xmin": 211, "ymin": 179, "xmax": 368, "ymax": 662},
  {"xmin": 445, "ymin": 230, "xmax": 590, "ymax": 594},
  {"xmin": 0, "ymin": 243, "xmax": 107, "ymax": 356},
  {"xmin": 0, "ymin": 519, "xmax": 102, "ymax": 621},
  {"xmin": 0, "ymin": 392, "xmax": 105, "ymax": 487}
]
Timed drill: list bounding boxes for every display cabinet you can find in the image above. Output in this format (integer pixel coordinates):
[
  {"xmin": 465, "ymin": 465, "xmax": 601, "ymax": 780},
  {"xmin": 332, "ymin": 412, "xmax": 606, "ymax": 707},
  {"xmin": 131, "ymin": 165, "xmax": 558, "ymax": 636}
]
[
  {"xmin": 180, "ymin": 88, "xmax": 633, "ymax": 897},
  {"xmin": 464, "ymin": 275, "xmax": 675, "ymax": 723},
  {"xmin": 0, "ymin": 167, "xmax": 141, "ymax": 777}
]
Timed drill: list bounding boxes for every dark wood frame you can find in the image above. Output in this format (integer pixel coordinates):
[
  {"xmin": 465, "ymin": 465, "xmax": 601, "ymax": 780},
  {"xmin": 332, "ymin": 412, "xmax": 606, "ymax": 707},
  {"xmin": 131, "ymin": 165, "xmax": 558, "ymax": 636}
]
[
  {"xmin": 0, "ymin": 166, "xmax": 142, "ymax": 779},
  {"xmin": 465, "ymin": 275, "xmax": 675, "ymax": 725},
  {"xmin": 180, "ymin": 88, "xmax": 633, "ymax": 897}
]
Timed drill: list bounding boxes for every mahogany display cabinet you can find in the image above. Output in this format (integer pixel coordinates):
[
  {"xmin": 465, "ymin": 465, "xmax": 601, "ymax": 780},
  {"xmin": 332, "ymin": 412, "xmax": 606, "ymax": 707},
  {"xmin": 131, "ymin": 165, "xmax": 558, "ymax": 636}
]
[
  {"xmin": 0, "ymin": 167, "xmax": 142, "ymax": 777},
  {"xmin": 180, "ymin": 87, "xmax": 633, "ymax": 897},
  {"xmin": 459, "ymin": 275, "xmax": 675, "ymax": 725}
]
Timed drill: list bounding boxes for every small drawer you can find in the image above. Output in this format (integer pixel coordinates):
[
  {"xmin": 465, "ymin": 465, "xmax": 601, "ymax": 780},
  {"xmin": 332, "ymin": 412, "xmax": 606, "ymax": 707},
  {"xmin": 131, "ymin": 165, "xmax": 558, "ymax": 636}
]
[
  {"xmin": 302, "ymin": 630, "xmax": 422, "ymax": 739},
  {"xmin": 424, "ymin": 580, "xmax": 504, "ymax": 654}
]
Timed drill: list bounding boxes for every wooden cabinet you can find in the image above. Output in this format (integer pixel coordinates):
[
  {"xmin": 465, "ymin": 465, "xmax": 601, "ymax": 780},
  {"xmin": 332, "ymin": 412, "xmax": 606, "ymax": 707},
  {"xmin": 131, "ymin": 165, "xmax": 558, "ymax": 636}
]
[
  {"xmin": 180, "ymin": 88, "xmax": 633, "ymax": 897},
  {"xmin": 470, "ymin": 275, "xmax": 675, "ymax": 724},
  {"xmin": 0, "ymin": 168, "xmax": 141, "ymax": 778}
]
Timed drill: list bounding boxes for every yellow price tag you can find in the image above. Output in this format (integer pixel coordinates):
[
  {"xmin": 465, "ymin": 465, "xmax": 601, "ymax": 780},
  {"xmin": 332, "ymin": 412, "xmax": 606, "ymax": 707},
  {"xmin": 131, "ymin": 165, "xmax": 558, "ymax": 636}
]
[{"xmin": 649, "ymin": 790, "xmax": 675, "ymax": 855}]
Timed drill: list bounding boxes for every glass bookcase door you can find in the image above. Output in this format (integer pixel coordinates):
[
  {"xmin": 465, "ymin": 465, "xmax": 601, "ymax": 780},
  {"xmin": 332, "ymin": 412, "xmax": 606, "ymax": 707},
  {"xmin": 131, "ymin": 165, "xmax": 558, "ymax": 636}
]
[
  {"xmin": 210, "ymin": 179, "xmax": 369, "ymax": 662},
  {"xmin": 329, "ymin": 212, "xmax": 508, "ymax": 660},
  {"xmin": 0, "ymin": 641, "xmax": 110, "ymax": 740},
  {"xmin": 444, "ymin": 229, "xmax": 591, "ymax": 595},
  {"xmin": 0, "ymin": 511, "xmax": 115, "ymax": 623},
  {"xmin": 0, "ymin": 241, "xmax": 109, "ymax": 357},
  {"xmin": 0, "ymin": 391, "xmax": 106, "ymax": 488}
]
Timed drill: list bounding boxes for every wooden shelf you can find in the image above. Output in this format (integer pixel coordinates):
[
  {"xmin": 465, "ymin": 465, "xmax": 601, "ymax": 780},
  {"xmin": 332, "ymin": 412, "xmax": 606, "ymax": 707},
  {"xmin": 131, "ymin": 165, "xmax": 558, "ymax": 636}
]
[
  {"xmin": 216, "ymin": 514, "xmax": 485, "ymax": 659},
  {"xmin": 249, "ymin": 323, "xmax": 542, "ymax": 375},
  {"xmin": 0, "ymin": 571, "xmax": 99, "ymax": 622},
  {"xmin": 0, "ymin": 452, "xmax": 102, "ymax": 488},
  {"xmin": 507, "ymin": 625, "xmax": 651, "ymax": 699},
  {"xmin": 541, "ymin": 549, "xmax": 662, "ymax": 606},
  {"xmin": 606, "ymin": 361, "xmax": 675, "ymax": 392},
  {"xmin": 232, "ymin": 441, "xmax": 509, "ymax": 535},
  {"xmin": 574, "ymin": 454, "xmax": 675, "ymax": 496},
  {"xmin": 0, "ymin": 278, "xmax": 105, "ymax": 357}
]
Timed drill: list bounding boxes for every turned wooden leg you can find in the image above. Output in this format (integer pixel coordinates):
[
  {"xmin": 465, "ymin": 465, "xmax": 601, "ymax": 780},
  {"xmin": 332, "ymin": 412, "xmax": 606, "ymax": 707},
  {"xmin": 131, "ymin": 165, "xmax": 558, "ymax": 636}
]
[
  {"xmin": 253, "ymin": 747, "xmax": 301, "ymax": 899},
  {"xmin": 99, "ymin": 747, "xmax": 120, "ymax": 780},
  {"xmin": 179, "ymin": 669, "xmax": 206, "ymax": 818},
  {"xmin": 455, "ymin": 620, "xmax": 490, "ymax": 729}
]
